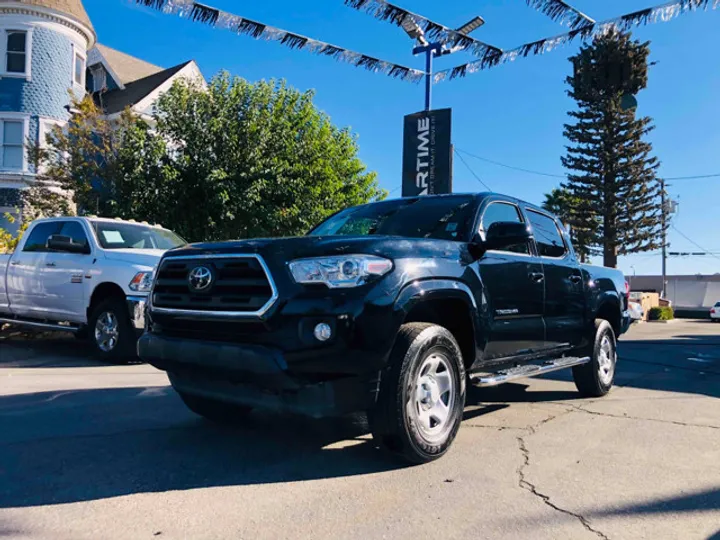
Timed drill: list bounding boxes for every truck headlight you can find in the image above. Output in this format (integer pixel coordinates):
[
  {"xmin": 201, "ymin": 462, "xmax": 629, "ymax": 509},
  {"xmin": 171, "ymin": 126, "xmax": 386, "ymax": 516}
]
[
  {"xmin": 289, "ymin": 255, "xmax": 392, "ymax": 289},
  {"xmin": 129, "ymin": 272, "xmax": 154, "ymax": 292}
]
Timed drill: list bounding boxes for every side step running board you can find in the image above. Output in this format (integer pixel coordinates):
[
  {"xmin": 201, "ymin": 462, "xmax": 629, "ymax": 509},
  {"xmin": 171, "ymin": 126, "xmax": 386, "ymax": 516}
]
[
  {"xmin": 470, "ymin": 356, "xmax": 591, "ymax": 387},
  {"xmin": 0, "ymin": 317, "xmax": 81, "ymax": 333}
]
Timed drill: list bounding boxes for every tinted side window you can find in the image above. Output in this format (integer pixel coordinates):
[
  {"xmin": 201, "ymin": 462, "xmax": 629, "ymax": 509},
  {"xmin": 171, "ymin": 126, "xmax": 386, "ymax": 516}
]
[
  {"xmin": 481, "ymin": 202, "xmax": 529, "ymax": 254},
  {"xmin": 59, "ymin": 221, "xmax": 90, "ymax": 249},
  {"xmin": 528, "ymin": 210, "xmax": 567, "ymax": 258},
  {"xmin": 22, "ymin": 222, "xmax": 61, "ymax": 252}
]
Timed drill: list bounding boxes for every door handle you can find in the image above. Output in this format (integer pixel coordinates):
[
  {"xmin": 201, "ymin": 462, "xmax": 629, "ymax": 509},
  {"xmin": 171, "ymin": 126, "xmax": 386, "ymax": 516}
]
[
  {"xmin": 46, "ymin": 262, "xmax": 56, "ymax": 267},
  {"xmin": 10, "ymin": 261, "xmax": 19, "ymax": 266},
  {"xmin": 529, "ymin": 272, "xmax": 544, "ymax": 283},
  {"xmin": 569, "ymin": 275, "xmax": 583, "ymax": 284}
]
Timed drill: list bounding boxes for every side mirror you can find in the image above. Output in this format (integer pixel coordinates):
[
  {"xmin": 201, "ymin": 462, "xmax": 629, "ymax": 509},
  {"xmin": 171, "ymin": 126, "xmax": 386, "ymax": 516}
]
[
  {"xmin": 481, "ymin": 221, "xmax": 532, "ymax": 252},
  {"xmin": 47, "ymin": 234, "xmax": 90, "ymax": 254}
]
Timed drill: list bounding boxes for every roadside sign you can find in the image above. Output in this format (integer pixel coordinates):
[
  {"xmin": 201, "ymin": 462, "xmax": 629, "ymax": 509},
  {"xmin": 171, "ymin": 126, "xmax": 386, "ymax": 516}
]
[{"xmin": 402, "ymin": 108, "xmax": 452, "ymax": 197}]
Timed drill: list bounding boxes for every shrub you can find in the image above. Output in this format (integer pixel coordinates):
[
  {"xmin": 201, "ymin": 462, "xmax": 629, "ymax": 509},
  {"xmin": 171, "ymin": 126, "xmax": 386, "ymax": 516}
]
[
  {"xmin": 648, "ymin": 306, "xmax": 674, "ymax": 321},
  {"xmin": 0, "ymin": 213, "xmax": 27, "ymax": 254}
]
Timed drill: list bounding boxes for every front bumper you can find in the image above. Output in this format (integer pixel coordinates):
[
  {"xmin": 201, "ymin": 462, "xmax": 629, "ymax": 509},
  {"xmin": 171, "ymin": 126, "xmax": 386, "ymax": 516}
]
[
  {"xmin": 137, "ymin": 333, "xmax": 380, "ymax": 417},
  {"xmin": 126, "ymin": 296, "xmax": 147, "ymax": 330}
]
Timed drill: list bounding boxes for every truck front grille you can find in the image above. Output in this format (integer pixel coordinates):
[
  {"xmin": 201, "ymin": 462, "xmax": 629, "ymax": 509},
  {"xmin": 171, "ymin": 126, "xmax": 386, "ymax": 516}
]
[{"xmin": 151, "ymin": 255, "xmax": 277, "ymax": 316}]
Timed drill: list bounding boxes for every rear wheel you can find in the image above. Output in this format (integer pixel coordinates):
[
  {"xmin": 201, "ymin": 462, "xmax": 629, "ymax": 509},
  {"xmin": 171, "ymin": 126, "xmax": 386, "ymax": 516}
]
[
  {"xmin": 89, "ymin": 298, "xmax": 137, "ymax": 362},
  {"xmin": 573, "ymin": 319, "xmax": 617, "ymax": 397},
  {"xmin": 369, "ymin": 323, "xmax": 466, "ymax": 464},
  {"xmin": 178, "ymin": 392, "xmax": 253, "ymax": 424}
]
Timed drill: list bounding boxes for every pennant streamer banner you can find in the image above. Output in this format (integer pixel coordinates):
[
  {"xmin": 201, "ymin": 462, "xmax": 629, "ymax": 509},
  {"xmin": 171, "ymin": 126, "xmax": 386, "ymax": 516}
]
[
  {"xmin": 526, "ymin": 0, "xmax": 595, "ymax": 29},
  {"xmin": 435, "ymin": 0, "xmax": 720, "ymax": 83},
  {"xmin": 343, "ymin": 0, "xmax": 503, "ymax": 59},
  {"xmin": 133, "ymin": 0, "xmax": 425, "ymax": 83}
]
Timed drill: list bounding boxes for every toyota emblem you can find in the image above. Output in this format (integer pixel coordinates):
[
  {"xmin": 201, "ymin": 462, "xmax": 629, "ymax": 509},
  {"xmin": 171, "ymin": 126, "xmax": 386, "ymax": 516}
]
[{"xmin": 188, "ymin": 266, "xmax": 213, "ymax": 292}]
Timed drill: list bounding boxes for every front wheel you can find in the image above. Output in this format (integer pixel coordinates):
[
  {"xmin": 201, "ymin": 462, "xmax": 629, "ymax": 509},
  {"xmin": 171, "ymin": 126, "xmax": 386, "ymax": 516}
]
[
  {"xmin": 89, "ymin": 298, "xmax": 137, "ymax": 362},
  {"xmin": 573, "ymin": 320, "xmax": 617, "ymax": 397},
  {"xmin": 369, "ymin": 323, "xmax": 466, "ymax": 464}
]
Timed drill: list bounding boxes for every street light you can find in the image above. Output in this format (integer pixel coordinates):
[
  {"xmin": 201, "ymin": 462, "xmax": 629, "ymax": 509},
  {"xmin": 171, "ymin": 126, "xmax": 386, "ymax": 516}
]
[
  {"xmin": 407, "ymin": 15, "xmax": 487, "ymax": 111},
  {"xmin": 456, "ymin": 16, "xmax": 485, "ymax": 36},
  {"xmin": 400, "ymin": 16, "xmax": 428, "ymax": 46}
]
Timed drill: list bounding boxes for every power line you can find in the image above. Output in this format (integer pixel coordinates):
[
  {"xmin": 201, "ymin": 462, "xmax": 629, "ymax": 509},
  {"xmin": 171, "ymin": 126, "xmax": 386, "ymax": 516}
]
[
  {"xmin": 671, "ymin": 225, "xmax": 720, "ymax": 262},
  {"xmin": 663, "ymin": 173, "xmax": 720, "ymax": 181},
  {"xmin": 455, "ymin": 148, "xmax": 565, "ymax": 179},
  {"xmin": 454, "ymin": 150, "xmax": 492, "ymax": 191},
  {"xmin": 455, "ymin": 147, "xmax": 720, "ymax": 182}
]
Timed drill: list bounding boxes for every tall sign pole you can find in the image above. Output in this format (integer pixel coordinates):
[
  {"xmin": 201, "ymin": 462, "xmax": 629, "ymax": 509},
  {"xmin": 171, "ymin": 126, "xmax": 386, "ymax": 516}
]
[
  {"xmin": 415, "ymin": 43, "xmax": 442, "ymax": 111},
  {"xmin": 660, "ymin": 178, "xmax": 667, "ymax": 299},
  {"xmin": 399, "ymin": 16, "xmax": 486, "ymax": 197}
]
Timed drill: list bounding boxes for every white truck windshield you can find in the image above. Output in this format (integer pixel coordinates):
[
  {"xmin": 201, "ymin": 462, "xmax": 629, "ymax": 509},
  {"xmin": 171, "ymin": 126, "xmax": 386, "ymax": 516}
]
[{"xmin": 92, "ymin": 221, "xmax": 186, "ymax": 250}]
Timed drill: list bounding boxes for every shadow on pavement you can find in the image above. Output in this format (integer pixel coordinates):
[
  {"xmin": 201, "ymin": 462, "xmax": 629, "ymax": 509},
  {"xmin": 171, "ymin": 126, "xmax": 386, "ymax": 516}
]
[
  {"xmin": 0, "ymin": 331, "xmax": 108, "ymax": 368},
  {"xmin": 466, "ymin": 382, "xmax": 581, "ymax": 406},
  {"xmin": 592, "ymin": 487, "xmax": 720, "ymax": 517},
  {"xmin": 591, "ymin": 487, "xmax": 720, "ymax": 539},
  {"xmin": 0, "ymin": 385, "xmax": 509, "ymax": 508}
]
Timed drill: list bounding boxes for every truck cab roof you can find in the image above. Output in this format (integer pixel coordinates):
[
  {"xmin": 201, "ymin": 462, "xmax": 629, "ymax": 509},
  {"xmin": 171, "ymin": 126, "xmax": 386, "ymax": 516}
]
[{"xmin": 31, "ymin": 216, "xmax": 169, "ymax": 230}]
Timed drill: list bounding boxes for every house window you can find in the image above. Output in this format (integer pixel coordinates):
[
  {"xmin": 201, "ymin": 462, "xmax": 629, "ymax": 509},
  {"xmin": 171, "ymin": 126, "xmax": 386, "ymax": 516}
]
[
  {"xmin": 5, "ymin": 30, "xmax": 27, "ymax": 74},
  {"xmin": 0, "ymin": 119, "xmax": 25, "ymax": 171},
  {"xmin": 74, "ymin": 51, "xmax": 85, "ymax": 86}
]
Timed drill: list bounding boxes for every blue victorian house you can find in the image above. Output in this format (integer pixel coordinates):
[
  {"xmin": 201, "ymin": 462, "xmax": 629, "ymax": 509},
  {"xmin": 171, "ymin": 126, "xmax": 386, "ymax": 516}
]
[{"xmin": 0, "ymin": 0, "xmax": 202, "ymax": 232}]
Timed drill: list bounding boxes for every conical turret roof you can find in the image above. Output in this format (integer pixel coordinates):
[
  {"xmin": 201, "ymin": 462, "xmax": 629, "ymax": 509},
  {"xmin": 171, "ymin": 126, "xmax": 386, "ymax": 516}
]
[{"xmin": 15, "ymin": 0, "xmax": 94, "ymax": 33}]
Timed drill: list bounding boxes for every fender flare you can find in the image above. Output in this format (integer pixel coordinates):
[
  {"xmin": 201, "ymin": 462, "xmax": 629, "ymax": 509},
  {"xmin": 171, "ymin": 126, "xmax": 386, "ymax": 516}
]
[{"xmin": 394, "ymin": 279, "xmax": 478, "ymax": 317}]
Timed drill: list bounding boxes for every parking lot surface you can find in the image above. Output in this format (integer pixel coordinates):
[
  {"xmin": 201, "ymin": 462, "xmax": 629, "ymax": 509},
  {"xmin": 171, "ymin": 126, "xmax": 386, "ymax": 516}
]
[{"xmin": 1, "ymin": 320, "xmax": 719, "ymax": 540}]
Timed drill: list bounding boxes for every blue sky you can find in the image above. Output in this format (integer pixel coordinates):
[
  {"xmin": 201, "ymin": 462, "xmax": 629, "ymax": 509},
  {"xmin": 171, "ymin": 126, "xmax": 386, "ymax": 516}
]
[{"xmin": 85, "ymin": 0, "xmax": 719, "ymax": 277}]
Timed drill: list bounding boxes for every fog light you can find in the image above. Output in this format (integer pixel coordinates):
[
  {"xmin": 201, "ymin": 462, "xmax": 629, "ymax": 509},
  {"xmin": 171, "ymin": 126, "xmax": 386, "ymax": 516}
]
[{"xmin": 314, "ymin": 322, "xmax": 332, "ymax": 342}]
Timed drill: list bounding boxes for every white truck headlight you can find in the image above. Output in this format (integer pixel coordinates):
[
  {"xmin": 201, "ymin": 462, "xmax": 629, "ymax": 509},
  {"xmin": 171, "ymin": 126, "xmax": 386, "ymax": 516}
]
[
  {"xmin": 289, "ymin": 255, "xmax": 392, "ymax": 289},
  {"xmin": 129, "ymin": 272, "xmax": 154, "ymax": 292}
]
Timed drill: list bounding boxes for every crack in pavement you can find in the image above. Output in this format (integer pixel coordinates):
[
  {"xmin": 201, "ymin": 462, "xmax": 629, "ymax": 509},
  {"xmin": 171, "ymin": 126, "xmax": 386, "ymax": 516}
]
[
  {"xmin": 463, "ymin": 424, "xmax": 523, "ymax": 431},
  {"xmin": 516, "ymin": 416, "xmax": 611, "ymax": 540},
  {"xmin": 562, "ymin": 402, "xmax": 720, "ymax": 430},
  {"xmin": 516, "ymin": 434, "xmax": 610, "ymax": 540}
]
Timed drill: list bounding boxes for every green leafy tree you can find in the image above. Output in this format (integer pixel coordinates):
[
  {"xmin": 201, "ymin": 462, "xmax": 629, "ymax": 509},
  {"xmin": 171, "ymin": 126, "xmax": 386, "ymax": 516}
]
[
  {"xmin": 151, "ymin": 74, "xmax": 385, "ymax": 241},
  {"xmin": 22, "ymin": 75, "xmax": 384, "ymax": 243},
  {"xmin": 561, "ymin": 30, "xmax": 665, "ymax": 268},
  {"xmin": 541, "ymin": 187, "xmax": 594, "ymax": 262}
]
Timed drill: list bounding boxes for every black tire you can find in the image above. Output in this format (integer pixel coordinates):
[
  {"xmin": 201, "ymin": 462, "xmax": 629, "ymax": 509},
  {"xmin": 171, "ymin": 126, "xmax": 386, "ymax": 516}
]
[
  {"xmin": 572, "ymin": 319, "xmax": 617, "ymax": 398},
  {"xmin": 178, "ymin": 391, "xmax": 253, "ymax": 424},
  {"xmin": 88, "ymin": 297, "xmax": 137, "ymax": 362},
  {"xmin": 369, "ymin": 322, "xmax": 466, "ymax": 464}
]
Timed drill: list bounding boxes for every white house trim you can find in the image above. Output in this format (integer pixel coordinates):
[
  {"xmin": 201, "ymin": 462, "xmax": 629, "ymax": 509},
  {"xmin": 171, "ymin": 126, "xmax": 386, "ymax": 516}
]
[
  {"xmin": 71, "ymin": 41, "xmax": 86, "ymax": 90},
  {"xmin": 0, "ymin": 3, "xmax": 95, "ymax": 48},
  {"xmin": 0, "ymin": 25, "xmax": 33, "ymax": 80},
  {"xmin": 0, "ymin": 112, "xmax": 30, "ymax": 174}
]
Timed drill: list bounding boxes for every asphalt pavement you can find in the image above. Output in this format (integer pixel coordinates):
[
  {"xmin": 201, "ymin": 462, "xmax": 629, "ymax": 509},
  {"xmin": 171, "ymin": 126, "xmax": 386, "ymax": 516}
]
[{"xmin": 1, "ymin": 321, "xmax": 718, "ymax": 540}]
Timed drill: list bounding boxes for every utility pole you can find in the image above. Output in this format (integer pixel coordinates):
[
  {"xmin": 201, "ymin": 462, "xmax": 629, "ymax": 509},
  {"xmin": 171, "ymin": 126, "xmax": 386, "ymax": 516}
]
[{"xmin": 660, "ymin": 178, "xmax": 667, "ymax": 299}]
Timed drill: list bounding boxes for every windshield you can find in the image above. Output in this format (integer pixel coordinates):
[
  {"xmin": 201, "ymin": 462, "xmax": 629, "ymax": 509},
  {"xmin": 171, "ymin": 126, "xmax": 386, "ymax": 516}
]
[
  {"xmin": 92, "ymin": 221, "xmax": 186, "ymax": 250},
  {"xmin": 310, "ymin": 196, "xmax": 478, "ymax": 241}
]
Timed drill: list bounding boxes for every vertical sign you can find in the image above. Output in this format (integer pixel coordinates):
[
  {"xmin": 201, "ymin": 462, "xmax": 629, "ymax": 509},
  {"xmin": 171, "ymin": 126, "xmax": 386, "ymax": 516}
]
[{"xmin": 402, "ymin": 108, "xmax": 452, "ymax": 197}]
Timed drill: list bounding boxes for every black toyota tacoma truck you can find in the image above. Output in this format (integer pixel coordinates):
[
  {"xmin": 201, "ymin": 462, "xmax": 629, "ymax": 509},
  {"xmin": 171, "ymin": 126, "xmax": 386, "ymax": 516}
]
[{"xmin": 139, "ymin": 193, "xmax": 630, "ymax": 463}]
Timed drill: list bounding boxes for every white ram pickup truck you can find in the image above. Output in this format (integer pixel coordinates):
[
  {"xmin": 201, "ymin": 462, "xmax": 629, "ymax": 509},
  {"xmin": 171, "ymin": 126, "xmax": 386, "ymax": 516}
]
[{"xmin": 0, "ymin": 216, "xmax": 185, "ymax": 360}]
